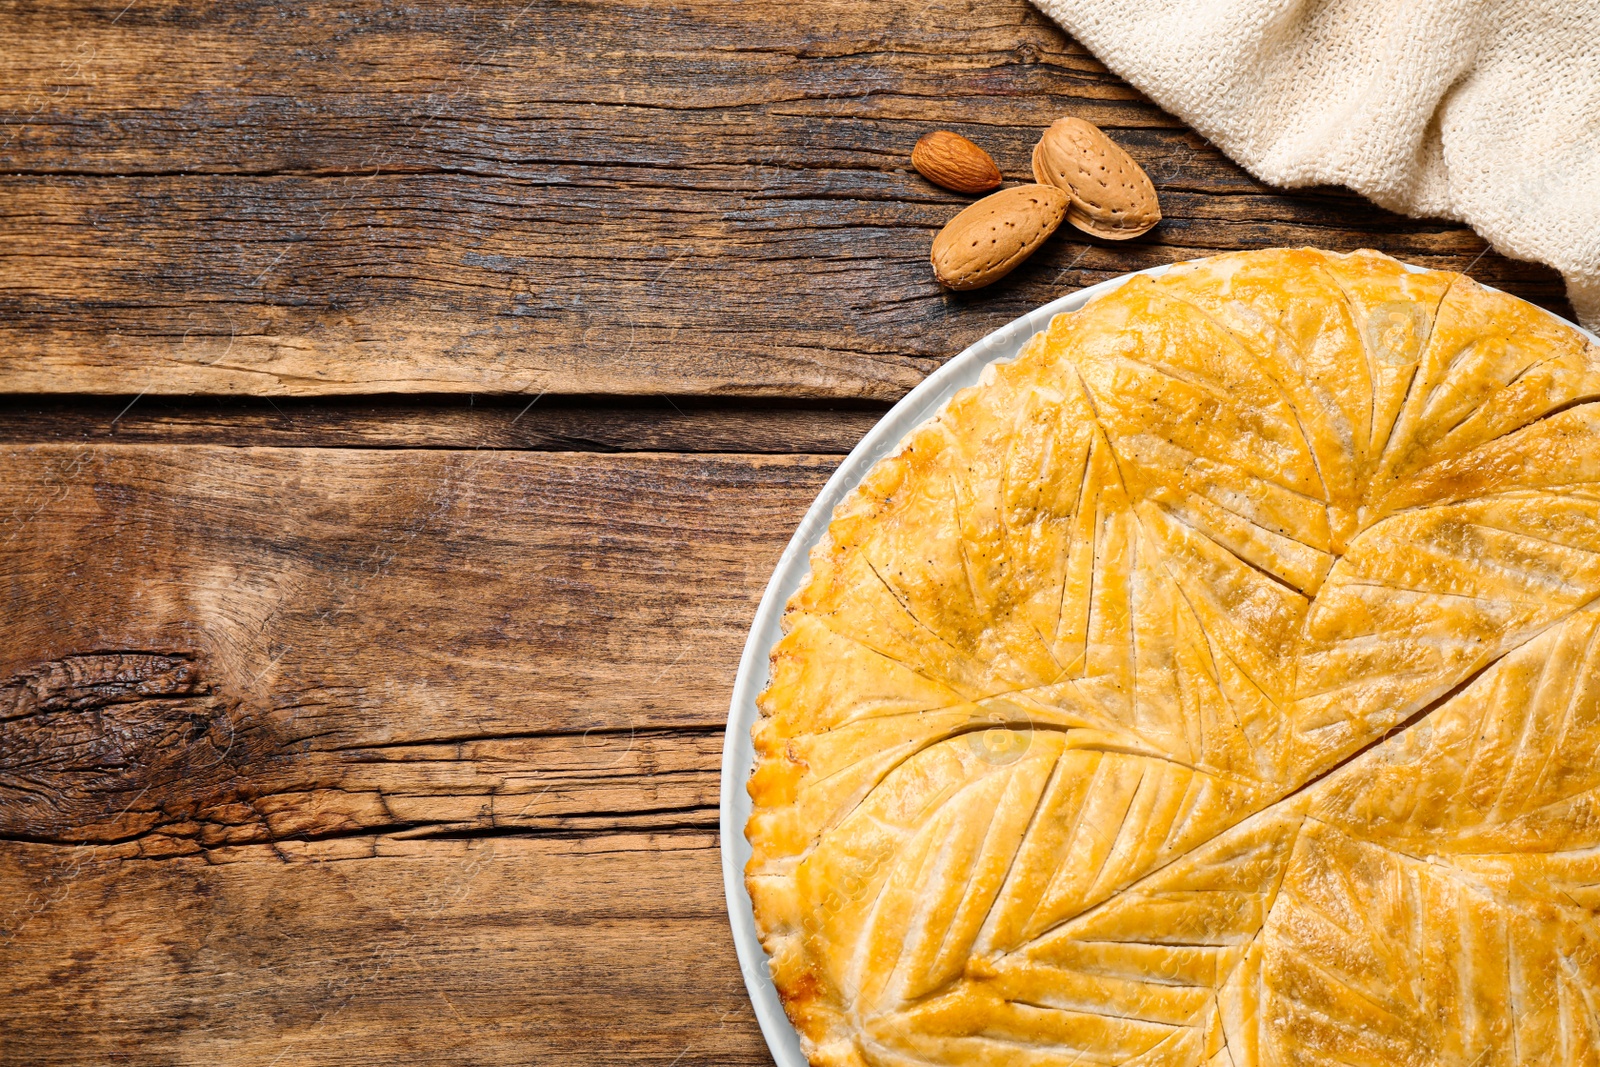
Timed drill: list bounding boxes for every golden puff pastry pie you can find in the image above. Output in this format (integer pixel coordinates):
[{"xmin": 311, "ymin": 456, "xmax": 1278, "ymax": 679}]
[{"xmin": 746, "ymin": 248, "xmax": 1600, "ymax": 1067}]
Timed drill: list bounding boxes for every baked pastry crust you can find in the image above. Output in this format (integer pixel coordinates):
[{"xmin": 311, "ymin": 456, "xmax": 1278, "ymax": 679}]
[{"xmin": 746, "ymin": 248, "xmax": 1600, "ymax": 1067}]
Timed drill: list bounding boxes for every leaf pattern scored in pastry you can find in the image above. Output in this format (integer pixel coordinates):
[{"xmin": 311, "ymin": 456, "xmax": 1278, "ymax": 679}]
[{"xmin": 746, "ymin": 249, "xmax": 1600, "ymax": 1067}]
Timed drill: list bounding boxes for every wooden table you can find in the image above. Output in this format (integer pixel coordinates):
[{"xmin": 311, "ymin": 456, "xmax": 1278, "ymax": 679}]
[{"xmin": 0, "ymin": 2, "xmax": 1573, "ymax": 1063}]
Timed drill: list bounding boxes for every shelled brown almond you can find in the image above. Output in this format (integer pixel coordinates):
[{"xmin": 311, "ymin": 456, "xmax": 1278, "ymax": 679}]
[{"xmin": 911, "ymin": 131, "xmax": 1003, "ymax": 195}]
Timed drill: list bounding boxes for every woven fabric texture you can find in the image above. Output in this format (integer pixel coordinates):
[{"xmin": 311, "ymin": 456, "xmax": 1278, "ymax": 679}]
[{"xmin": 1032, "ymin": 0, "xmax": 1600, "ymax": 328}]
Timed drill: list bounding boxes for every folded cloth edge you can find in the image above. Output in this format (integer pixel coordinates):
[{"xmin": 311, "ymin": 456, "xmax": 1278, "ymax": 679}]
[{"xmin": 1031, "ymin": 0, "xmax": 1600, "ymax": 333}]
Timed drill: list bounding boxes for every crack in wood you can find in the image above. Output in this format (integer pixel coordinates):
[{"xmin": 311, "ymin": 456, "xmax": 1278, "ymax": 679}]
[{"xmin": 0, "ymin": 646, "xmax": 727, "ymax": 854}]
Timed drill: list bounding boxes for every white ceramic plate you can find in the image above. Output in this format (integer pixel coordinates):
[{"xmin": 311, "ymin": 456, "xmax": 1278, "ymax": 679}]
[{"xmin": 716, "ymin": 263, "xmax": 1599, "ymax": 1067}]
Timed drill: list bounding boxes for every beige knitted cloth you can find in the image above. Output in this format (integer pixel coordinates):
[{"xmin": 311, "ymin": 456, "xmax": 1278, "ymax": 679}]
[{"xmin": 1031, "ymin": 0, "xmax": 1600, "ymax": 330}]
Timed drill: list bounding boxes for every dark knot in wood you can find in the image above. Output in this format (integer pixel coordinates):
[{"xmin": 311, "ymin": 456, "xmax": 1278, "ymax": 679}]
[{"xmin": 0, "ymin": 652, "xmax": 268, "ymax": 844}]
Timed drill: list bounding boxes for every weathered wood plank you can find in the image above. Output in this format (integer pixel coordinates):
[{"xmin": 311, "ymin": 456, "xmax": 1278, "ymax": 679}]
[
  {"xmin": 0, "ymin": 396, "xmax": 884, "ymax": 453},
  {"xmin": 3, "ymin": 445, "xmax": 804, "ymax": 850},
  {"xmin": 2, "ymin": 652, "xmax": 724, "ymax": 849},
  {"xmin": 0, "ymin": 0, "xmax": 1174, "ymax": 172},
  {"xmin": 0, "ymin": 446, "xmax": 828, "ymax": 747},
  {"xmin": 0, "ymin": 445, "xmax": 824, "ymax": 1062},
  {"xmin": 0, "ymin": 835, "xmax": 769, "ymax": 1065},
  {"xmin": 0, "ymin": 0, "xmax": 1572, "ymax": 397}
]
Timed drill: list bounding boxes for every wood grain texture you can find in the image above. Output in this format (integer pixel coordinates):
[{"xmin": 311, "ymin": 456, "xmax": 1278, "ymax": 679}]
[
  {"xmin": 2, "ymin": 837, "xmax": 765, "ymax": 1065},
  {"xmin": 0, "ymin": 395, "xmax": 885, "ymax": 453},
  {"xmin": 0, "ymin": 446, "xmax": 829, "ymax": 745},
  {"xmin": 0, "ymin": 445, "xmax": 831, "ymax": 1062},
  {"xmin": 0, "ymin": 0, "xmax": 1574, "ymax": 397}
]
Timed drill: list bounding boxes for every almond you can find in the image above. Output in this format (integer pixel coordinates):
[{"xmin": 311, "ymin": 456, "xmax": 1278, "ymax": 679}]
[
  {"xmin": 1031, "ymin": 118, "xmax": 1160, "ymax": 240},
  {"xmin": 930, "ymin": 184, "xmax": 1069, "ymax": 290},
  {"xmin": 911, "ymin": 131, "xmax": 1003, "ymax": 195}
]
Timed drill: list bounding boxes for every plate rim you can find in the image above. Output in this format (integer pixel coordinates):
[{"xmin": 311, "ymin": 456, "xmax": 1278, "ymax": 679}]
[{"xmin": 717, "ymin": 258, "xmax": 1599, "ymax": 1067}]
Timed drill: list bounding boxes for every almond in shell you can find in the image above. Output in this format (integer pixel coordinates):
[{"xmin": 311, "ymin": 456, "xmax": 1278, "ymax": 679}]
[
  {"xmin": 930, "ymin": 184, "xmax": 1069, "ymax": 290},
  {"xmin": 1032, "ymin": 118, "xmax": 1160, "ymax": 240},
  {"xmin": 911, "ymin": 130, "xmax": 1003, "ymax": 195}
]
